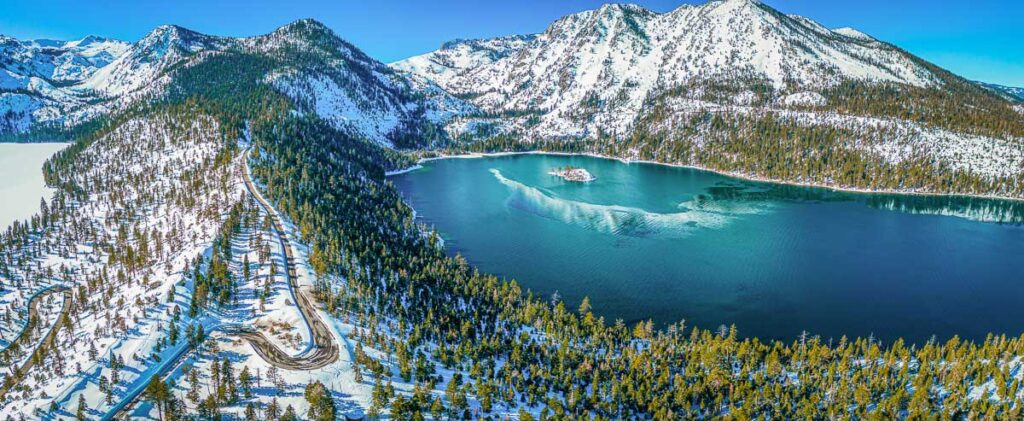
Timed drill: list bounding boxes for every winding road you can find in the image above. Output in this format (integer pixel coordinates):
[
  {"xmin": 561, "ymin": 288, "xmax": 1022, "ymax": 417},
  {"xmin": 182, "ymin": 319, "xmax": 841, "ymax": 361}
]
[
  {"xmin": 102, "ymin": 148, "xmax": 340, "ymax": 419},
  {"xmin": 0, "ymin": 286, "xmax": 71, "ymax": 399},
  {"xmin": 234, "ymin": 148, "xmax": 339, "ymax": 369}
]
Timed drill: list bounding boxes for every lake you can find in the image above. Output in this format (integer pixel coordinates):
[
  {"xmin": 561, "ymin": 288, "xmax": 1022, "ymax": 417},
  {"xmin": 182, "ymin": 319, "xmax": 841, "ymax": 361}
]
[
  {"xmin": 0, "ymin": 143, "xmax": 68, "ymax": 230},
  {"xmin": 392, "ymin": 154, "xmax": 1024, "ymax": 344}
]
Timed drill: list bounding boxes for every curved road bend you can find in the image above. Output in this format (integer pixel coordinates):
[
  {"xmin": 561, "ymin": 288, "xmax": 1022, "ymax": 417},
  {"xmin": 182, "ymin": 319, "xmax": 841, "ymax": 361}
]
[
  {"xmin": 237, "ymin": 148, "xmax": 339, "ymax": 369},
  {"xmin": 103, "ymin": 148, "xmax": 339, "ymax": 419},
  {"xmin": 0, "ymin": 286, "xmax": 72, "ymax": 399}
]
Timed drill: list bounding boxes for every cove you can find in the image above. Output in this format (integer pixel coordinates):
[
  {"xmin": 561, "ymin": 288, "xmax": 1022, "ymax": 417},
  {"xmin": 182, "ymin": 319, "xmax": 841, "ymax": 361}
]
[{"xmin": 391, "ymin": 154, "xmax": 1024, "ymax": 344}]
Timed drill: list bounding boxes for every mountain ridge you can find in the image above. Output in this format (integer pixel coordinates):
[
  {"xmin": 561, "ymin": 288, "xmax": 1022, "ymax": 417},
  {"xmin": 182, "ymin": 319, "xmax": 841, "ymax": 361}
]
[
  {"xmin": 0, "ymin": 19, "xmax": 471, "ymax": 146},
  {"xmin": 387, "ymin": 0, "xmax": 1024, "ymax": 198},
  {"xmin": 393, "ymin": 0, "xmax": 946, "ymax": 139}
]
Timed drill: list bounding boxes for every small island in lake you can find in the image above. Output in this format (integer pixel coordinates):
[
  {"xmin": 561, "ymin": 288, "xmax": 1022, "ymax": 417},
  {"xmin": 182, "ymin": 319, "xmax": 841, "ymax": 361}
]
[{"xmin": 549, "ymin": 166, "xmax": 596, "ymax": 182}]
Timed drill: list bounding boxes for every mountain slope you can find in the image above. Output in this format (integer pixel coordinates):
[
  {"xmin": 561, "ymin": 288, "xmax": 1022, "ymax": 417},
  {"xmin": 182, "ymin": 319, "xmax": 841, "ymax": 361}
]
[
  {"xmin": 393, "ymin": 0, "xmax": 942, "ymax": 138},
  {"xmin": 0, "ymin": 35, "xmax": 129, "ymax": 84},
  {"xmin": 394, "ymin": 0, "xmax": 1024, "ymax": 198},
  {"xmin": 391, "ymin": 34, "xmax": 537, "ymax": 90},
  {"xmin": 0, "ymin": 20, "xmax": 471, "ymax": 146},
  {"xmin": 982, "ymin": 82, "xmax": 1024, "ymax": 103},
  {"xmin": 0, "ymin": 35, "xmax": 129, "ymax": 133}
]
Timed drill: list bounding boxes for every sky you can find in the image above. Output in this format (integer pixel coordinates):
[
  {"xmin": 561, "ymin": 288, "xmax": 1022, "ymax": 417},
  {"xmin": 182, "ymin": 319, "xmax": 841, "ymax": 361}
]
[{"xmin": 2, "ymin": 0, "xmax": 1022, "ymax": 86}]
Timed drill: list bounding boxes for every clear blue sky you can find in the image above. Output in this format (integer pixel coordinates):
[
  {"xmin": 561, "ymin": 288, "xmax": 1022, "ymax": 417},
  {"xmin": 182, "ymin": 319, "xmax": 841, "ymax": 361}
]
[{"xmin": 2, "ymin": 0, "xmax": 1022, "ymax": 86}]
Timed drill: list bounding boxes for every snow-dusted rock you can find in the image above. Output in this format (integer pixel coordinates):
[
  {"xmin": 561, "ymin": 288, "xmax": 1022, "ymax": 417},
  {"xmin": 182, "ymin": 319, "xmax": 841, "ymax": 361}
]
[
  {"xmin": 394, "ymin": 0, "xmax": 940, "ymax": 139},
  {"xmin": 781, "ymin": 92, "xmax": 826, "ymax": 107},
  {"xmin": 0, "ymin": 20, "xmax": 471, "ymax": 144}
]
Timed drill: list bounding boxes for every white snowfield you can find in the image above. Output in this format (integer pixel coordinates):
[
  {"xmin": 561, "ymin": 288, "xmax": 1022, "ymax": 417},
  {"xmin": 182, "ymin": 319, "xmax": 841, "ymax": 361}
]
[{"xmin": 394, "ymin": 0, "xmax": 938, "ymax": 139}]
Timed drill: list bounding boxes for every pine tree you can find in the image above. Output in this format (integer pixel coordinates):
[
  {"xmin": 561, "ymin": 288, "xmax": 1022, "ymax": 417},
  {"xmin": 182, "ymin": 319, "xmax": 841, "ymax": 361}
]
[
  {"xmin": 76, "ymin": 395, "xmax": 87, "ymax": 421},
  {"xmin": 240, "ymin": 365, "xmax": 253, "ymax": 399},
  {"xmin": 304, "ymin": 381, "xmax": 336, "ymax": 421}
]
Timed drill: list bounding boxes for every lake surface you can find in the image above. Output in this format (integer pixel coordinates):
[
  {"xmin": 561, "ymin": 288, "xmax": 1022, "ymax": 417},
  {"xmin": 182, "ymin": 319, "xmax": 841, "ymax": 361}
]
[
  {"xmin": 392, "ymin": 154, "xmax": 1024, "ymax": 344},
  {"xmin": 0, "ymin": 143, "xmax": 67, "ymax": 230}
]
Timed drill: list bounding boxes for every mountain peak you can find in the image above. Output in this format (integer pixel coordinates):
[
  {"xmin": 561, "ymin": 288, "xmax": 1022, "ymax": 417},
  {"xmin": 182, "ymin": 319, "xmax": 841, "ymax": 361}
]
[
  {"xmin": 66, "ymin": 34, "xmax": 120, "ymax": 49},
  {"xmin": 76, "ymin": 35, "xmax": 105, "ymax": 45},
  {"xmin": 596, "ymin": 3, "xmax": 651, "ymax": 13},
  {"xmin": 715, "ymin": 0, "xmax": 761, "ymax": 5},
  {"xmin": 136, "ymin": 24, "xmax": 208, "ymax": 50},
  {"xmin": 832, "ymin": 27, "xmax": 874, "ymax": 41},
  {"xmin": 273, "ymin": 19, "xmax": 334, "ymax": 37}
]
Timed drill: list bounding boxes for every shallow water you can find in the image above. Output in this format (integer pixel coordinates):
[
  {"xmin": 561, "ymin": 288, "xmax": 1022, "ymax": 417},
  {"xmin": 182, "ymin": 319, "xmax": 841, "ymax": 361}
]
[
  {"xmin": 392, "ymin": 154, "xmax": 1024, "ymax": 344},
  {"xmin": 0, "ymin": 143, "xmax": 68, "ymax": 230}
]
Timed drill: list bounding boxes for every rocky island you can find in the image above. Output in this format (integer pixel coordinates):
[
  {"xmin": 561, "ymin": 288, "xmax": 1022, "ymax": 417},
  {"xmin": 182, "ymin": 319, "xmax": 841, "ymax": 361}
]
[{"xmin": 549, "ymin": 166, "xmax": 596, "ymax": 182}]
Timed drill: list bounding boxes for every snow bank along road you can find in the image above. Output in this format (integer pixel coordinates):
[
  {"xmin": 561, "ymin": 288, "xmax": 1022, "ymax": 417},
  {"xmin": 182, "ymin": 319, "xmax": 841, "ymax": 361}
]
[
  {"xmin": 232, "ymin": 147, "xmax": 340, "ymax": 370},
  {"xmin": 104, "ymin": 149, "xmax": 340, "ymax": 419},
  {"xmin": 0, "ymin": 286, "xmax": 71, "ymax": 399}
]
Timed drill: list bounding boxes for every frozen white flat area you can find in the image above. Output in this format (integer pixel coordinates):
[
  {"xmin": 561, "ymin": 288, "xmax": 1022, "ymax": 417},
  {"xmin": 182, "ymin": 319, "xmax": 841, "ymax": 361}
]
[{"xmin": 0, "ymin": 142, "xmax": 68, "ymax": 230}]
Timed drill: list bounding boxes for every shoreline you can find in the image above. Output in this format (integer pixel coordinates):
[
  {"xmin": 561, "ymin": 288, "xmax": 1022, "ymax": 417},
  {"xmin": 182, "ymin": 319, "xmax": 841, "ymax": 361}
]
[{"xmin": 387, "ymin": 150, "xmax": 1024, "ymax": 204}]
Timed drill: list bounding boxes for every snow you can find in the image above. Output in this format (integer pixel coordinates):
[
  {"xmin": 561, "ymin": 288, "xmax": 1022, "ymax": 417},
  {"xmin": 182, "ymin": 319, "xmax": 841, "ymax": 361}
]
[
  {"xmin": 833, "ymin": 27, "xmax": 875, "ymax": 41},
  {"xmin": 0, "ymin": 143, "xmax": 68, "ymax": 231},
  {"xmin": 0, "ymin": 115, "xmax": 235, "ymax": 418},
  {"xmin": 157, "ymin": 193, "xmax": 373, "ymax": 419},
  {"xmin": 268, "ymin": 71, "xmax": 404, "ymax": 147},
  {"xmin": 393, "ymin": 0, "xmax": 940, "ymax": 140},
  {"xmin": 781, "ymin": 92, "xmax": 826, "ymax": 107}
]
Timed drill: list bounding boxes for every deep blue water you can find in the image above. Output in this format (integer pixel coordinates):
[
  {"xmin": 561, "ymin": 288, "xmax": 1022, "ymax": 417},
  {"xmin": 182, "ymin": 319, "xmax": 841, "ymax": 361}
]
[{"xmin": 391, "ymin": 154, "xmax": 1024, "ymax": 343}]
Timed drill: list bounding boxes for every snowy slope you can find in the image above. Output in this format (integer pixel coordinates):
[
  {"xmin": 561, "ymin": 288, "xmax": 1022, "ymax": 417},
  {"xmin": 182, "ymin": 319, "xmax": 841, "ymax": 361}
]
[
  {"xmin": 0, "ymin": 35, "xmax": 129, "ymax": 84},
  {"xmin": 0, "ymin": 35, "xmax": 129, "ymax": 134},
  {"xmin": 78, "ymin": 25, "xmax": 231, "ymax": 97},
  {"xmin": 252, "ymin": 19, "xmax": 473, "ymax": 146},
  {"xmin": 1, "ymin": 20, "xmax": 471, "ymax": 145},
  {"xmin": 982, "ymin": 83, "xmax": 1024, "ymax": 103},
  {"xmin": 393, "ymin": 0, "xmax": 941, "ymax": 138},
  {"xmin": 391, "ymin": 34, "xmax": 537, "ymax": 89}
]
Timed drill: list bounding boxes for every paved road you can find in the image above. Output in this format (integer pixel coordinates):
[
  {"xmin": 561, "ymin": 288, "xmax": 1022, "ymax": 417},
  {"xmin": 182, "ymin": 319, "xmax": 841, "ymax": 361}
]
[
  {"xmin": 104, "ymin": 149, "xmax": 340, "ymax": 419},
  {"xmin": 237, "ymin": 148, "xmax": 339, "ymax": 370},
  {"xmin": 0, "ymin": 286, "xmax": 71, "ymax": 399}
]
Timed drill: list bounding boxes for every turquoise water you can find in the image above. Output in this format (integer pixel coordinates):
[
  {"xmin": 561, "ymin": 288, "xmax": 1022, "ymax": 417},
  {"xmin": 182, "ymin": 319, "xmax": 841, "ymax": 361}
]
[{"xmin": 392, "ymin": 154, "xmax": 1024, "ymax": 343}]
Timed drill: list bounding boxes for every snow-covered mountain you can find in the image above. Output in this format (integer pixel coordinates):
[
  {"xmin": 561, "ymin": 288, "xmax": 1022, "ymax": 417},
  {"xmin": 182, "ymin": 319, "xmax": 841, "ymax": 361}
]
[
  {"xmin": 247, "ymin": 19, "xmax": 473, "ymax": 146},
  {"xmin": 0, "ymin": 20, "xmax": 471, "ymax": 146},
  {"xmin": 392, "ymin": 34, "xmax": 537, "ymax": 89},
  {"xmin": 392, "ymin": 0, "xmax": 945, "ymax": 138},
  {"xmin": 982, "ymin": 83, "xmax": 1024, "ymax": 103},
  {"xmin": 78, "ymin": 25, "xmax": 231, "ymax": 98},
  {"xmin": 0, "ymin": 35, "xmax": 129, "ymax": 133},
  {"xmin": 0, "ymin": 35, "xmax": 129, "ymax": 84}
]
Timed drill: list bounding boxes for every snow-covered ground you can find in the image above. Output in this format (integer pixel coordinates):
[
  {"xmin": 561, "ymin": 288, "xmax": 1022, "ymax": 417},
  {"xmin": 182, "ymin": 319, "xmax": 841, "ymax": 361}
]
[
  {"xmin": 0, "ymin": 115, "xmax": 237, "ymax": 418},
  {"xmin": 152, "ymin": 197, "xmax": 373, "ymax": 419},
  {"xmin": 0, "ymin": 143, "xmax": 68, "ymax": 230}
]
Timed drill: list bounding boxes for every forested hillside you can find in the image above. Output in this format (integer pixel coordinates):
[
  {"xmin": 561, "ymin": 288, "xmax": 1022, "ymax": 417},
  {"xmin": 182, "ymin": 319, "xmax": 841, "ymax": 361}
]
[
  {"xmin": 396, "ymin": 0, "xmax": 1024, "ymax": 200},
  {"xmin": 1, "ymin": 2, "xmax": 1024, "ymax": 419}
]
